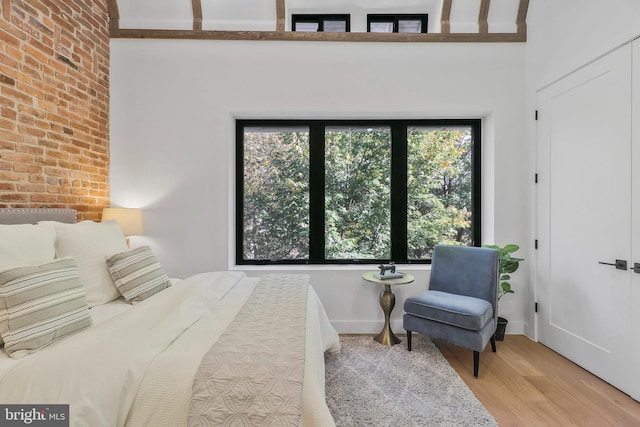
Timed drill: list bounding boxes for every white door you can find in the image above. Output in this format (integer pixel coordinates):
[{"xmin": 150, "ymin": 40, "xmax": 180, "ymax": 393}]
[
  {"xmin": 537, "ymin": 43, "xmax": 635, "ymax": 398},
  {"xmin": 631, "ymin": 40, "xmax": 640, "ymax": 401}
]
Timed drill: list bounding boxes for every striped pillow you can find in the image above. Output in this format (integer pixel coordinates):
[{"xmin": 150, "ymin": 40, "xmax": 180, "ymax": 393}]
[
  {"xmin": 106, "ymin": 246, "xmax": 171, "ymax": 304},
  {"xmin": 0, "ymin": 257, "xmax": 92, "ymax": 359}
]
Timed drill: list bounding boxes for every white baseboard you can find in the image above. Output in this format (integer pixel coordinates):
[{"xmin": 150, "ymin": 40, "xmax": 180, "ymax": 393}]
[{"xmin": 332, "ymin": 319, "xmax": 525, "ymax": 335}]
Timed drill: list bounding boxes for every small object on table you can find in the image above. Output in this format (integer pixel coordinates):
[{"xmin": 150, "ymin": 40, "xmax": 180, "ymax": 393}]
[
  {"xmin": 362, "ymin": 271, "xmax": 415, "ymax": 346},
  {"xmin": 374, "ymin": 263, "xmax": 404, "ymax": 279}
]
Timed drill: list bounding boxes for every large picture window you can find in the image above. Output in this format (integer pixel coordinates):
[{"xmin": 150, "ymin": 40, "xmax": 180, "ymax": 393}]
[{"xmin": 236, "ymin": 119, "xmax": 481, "ymax": 265}]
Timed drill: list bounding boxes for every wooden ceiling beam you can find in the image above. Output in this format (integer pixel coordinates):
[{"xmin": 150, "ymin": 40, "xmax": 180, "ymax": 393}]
[
  {"xmin": 516, "ymin": 0, "xmax": 529, "ymax": 39},
  {"xmin": 192, "ymin": 0, "xmax": 203, "ymax": 31},
  {"xmin": 111, "ymin": 28, "xmax": 526, "ymax": 43},
  {"xmin": 440, "ymin": 0, "xmax": 452, "ymax": 34},
  {"xmin": 478, "ymin": 0, "xmax": 490, "ymax": 34},
  {"xmin": 106, "ymin": 0, "xmax": 119, "ymax": 33},
  {"xmin": 276, "ymin": 0, "xmax": 285, "ymax": 32}
]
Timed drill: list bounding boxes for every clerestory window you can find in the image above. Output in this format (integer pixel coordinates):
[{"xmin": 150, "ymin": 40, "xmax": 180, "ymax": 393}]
[
  {"xmin": 292, "ymin": 14, "xmax": 350, "ymax": 32},
  {"xmin": 367, "ymin": 14, "xmax": 428, "ymax": 33}
]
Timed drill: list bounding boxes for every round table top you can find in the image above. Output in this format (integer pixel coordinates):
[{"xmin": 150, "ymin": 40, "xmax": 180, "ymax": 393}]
[{"xmin": 362, "ymin": 271, "xmax": 415, "ymax": 286}]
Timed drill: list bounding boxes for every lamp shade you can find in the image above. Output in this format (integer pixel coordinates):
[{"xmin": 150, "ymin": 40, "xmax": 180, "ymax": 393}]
[{"xmin": 102, "ymin": 208, "xmax": 144, "ymax": 236}]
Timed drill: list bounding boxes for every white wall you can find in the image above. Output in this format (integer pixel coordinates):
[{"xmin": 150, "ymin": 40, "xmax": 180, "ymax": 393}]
[
  {"xmin": 110, "ymin": 39, "xmax": 527, "ymax": 334},
  {"xmin": 527, "ymin": 0, "xmax": 640, "ymax": 90}
]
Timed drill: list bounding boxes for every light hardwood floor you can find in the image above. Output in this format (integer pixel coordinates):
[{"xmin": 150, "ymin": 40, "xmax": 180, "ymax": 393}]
[{"xmin": 434, "ymin": 335, "xmax": 640, "ymax": 426}]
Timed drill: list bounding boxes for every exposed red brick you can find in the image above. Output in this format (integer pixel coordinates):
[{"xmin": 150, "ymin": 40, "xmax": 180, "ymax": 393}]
[
  {"xmin": 1, "ymin": 150, "xmax": 33, "ymax": 163},
  {"xmin": 29, "ymin": 193, "xmax": 56, "ymax": 202},
  {"xmin": 0, "ymin": 1, "xmax": 109, "ymax": 219},
  {"xmin": 16, "ymin": 144, "xmax": 44, "ymax": 155},
  {"xmin": 0, "ymin": 170, "xmax": 26, "ymax": 181},
  {"xmin": 13, "ymin": 163, "xmax": 42, "ymax": 173},
  {"xmin": 17, "ymin": 182, "xmax": 44, "ymax": 192},
  {"xmin": 2, "ymin": 192, "xmax": 28, "ymax": 201},
  {"xmin": 50, "ymin": 152, "xmax": 71, "ymax": 164},
  {"xmin": 1, "ymin": 107, "xmax": 17, "ymax": 119}
]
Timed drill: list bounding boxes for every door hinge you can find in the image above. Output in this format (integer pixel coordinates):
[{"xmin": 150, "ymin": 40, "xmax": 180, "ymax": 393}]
[
  {"xmin": 535, "ymin": 302, "xmax": 538, "ymax": 313},
  {"xmin": 535, "ymin": 110, "xmax": 539, "ymax": 120},
  {"xmin": 535, "ymin": 239, "xmax": 538, "ymax": 249}
]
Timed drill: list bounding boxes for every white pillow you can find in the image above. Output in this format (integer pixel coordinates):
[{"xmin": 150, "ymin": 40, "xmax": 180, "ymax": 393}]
[
  {"xmin": 0, "ymin": 222, "xmax": 57, "ymax": 347},
  {"xmin": 50, "ymin": 220, "xmax": 129, "ymax": 307},
  {"xmin": 0, "ymin": 223, "xmax": 56, "ymax": 270}
]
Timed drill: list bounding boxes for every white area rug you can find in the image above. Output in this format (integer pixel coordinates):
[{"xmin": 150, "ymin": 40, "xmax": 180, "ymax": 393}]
[{"xmin": 325, "ymin": 334, "xmax": 498, "ymax": 427}]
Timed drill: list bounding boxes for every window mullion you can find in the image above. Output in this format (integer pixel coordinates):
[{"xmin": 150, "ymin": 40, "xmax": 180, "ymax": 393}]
[
  {"xmin": 308, "ymin": 124, "xmax": 325, "ymax": 262},
  {"xmin": 390, "ymin": 123, "xmax": 408, "ymax": 262},
  {"xmin": 471, "ymin": 121, "xmax": 482, "ymax": 247},
  {"xmin": 235, "ymin": 121, "xmax": 246, "ymax": 263}
]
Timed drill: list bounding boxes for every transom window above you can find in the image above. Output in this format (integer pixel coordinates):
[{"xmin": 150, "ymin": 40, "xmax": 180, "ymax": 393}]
[
  {"xmin": 236, "ymin": 119, "xmax": 480, "ymax": 265},
  {"xmin": 367, "ymin": 14, "xmax": 428, "ymax": 33},
  {"xmin": 292, "ymin": 14, "xmax": 350, "ymax": 32}
]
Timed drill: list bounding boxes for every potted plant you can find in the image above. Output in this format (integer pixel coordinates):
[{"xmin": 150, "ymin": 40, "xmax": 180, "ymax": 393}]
[{"xmin": 483, "ymin": 243, "xmax": 524, "ymax": 341}]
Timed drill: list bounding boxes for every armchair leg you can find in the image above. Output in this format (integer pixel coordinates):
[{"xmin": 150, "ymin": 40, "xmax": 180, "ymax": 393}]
[
  {"xmin": 490, "ymin": 335, "xmax": 496, "ymax": 352},
  {"xmin": 407, "ymin": 330, "xmax": 412, "ymax": 351},
  {"xmin": 473, "ymin": 351, "xmax": 479, "ymax": 378}
]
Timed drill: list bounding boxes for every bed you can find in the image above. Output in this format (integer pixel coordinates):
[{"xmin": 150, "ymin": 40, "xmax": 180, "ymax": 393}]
[{"xmin": 0, "ymin": 208, "xmax": 340, "ymax": 427}]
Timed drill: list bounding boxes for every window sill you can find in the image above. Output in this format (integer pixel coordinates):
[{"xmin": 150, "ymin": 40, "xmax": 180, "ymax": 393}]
[{"xmin": 230, "ymin": 263, "xmax": 432, "ymax": 272}]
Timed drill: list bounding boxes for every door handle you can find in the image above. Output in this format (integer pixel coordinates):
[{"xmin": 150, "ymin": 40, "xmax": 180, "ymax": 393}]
[
  {"xmin": 633, "ymin": 263, "xmax": 640, "ymax": 274},
  {"xmin": 598, "ymin": 259, "xmax": 628, "ymax": 270}
]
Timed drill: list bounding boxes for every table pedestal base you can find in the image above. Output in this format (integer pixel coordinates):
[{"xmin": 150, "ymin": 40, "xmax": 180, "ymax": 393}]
[
  {"xmin": 374, "ymin": 327, "xmax": 401, "ymax": 345},
  {"xmin": 373, "ymin": 284, "xmax": 401, "ymax": 346}
]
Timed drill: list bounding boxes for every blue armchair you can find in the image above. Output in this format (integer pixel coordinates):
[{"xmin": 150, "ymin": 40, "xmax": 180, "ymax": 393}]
[{"xmin": 403, "ymin": 244, "xmax": 499, "ymax": 377}]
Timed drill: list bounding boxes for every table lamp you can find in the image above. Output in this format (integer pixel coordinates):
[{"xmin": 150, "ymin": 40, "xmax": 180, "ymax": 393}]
[{"xmin": 102, "ymin": 207, "xmax": 143, "ymax": 247}]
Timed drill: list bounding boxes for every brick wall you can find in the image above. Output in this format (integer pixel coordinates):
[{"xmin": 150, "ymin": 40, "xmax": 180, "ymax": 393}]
[{"xmin": 0, "ymin": 0, "xmax": 110, "ymax": 221}]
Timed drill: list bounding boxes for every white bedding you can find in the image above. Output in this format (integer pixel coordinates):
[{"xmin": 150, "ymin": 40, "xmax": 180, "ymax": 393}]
[{"xmin": 0, "ymin": 271, "xmax": 340, "ymax": 427}]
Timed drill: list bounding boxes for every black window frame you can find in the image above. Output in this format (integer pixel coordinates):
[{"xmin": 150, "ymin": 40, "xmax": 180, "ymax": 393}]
[
  {"xmin": 291, "ymin": 14, "xmax": 351, "ymax": 32},
  {"xmin": 367, "ymin": 14, "xmax": 428, "ymax": 33},
  {"xmin": 236, "ymin": 119, "xmax": 481, "ymax": 265}
]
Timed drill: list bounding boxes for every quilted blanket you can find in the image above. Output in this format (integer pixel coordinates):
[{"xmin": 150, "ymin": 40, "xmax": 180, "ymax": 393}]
[{"xmin": 188, "ymin": 274, "xmax": 309, "ymax": 426}]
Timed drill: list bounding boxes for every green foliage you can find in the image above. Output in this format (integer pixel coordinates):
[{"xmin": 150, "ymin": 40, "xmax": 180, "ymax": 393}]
[
  {"xmin": 243, "ymin": 130, "xmax": 310, "ymax": 260},
  {"xmin": 242, "ymin": 126, "xmax": 474, "ymax": 261},
  {"xmin": 325, "ymin": 128, "xmax": 391, "ymax": 259},
  {"xmin": 407, "ymin": 128, "xmax": 472, "ymax": 258},
  {"xmin": 483, "ymin": 244, "xmax": 524, "ymax": 300}
]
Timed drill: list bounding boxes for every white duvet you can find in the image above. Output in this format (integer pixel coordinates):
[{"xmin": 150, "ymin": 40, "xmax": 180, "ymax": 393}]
[{"xmin": 0, "ymin": 271, "xmax": 340, "ymax": 427}]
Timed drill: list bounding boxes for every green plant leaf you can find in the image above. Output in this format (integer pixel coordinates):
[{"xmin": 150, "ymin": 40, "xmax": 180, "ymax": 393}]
[
  {"xmin": 503, "ymin": 244, "xmax": 520, "ymax": 253},
  {"xmin": 502, "ymin": 260, "xmax": 520, "ymax": 273},
  {"xmin": 501, "ymin": 282, "xmax": 513, "ymax": 293},
  {"xmin": 486, "ymin": 243, "xmax": 523, "ymax": 298}
]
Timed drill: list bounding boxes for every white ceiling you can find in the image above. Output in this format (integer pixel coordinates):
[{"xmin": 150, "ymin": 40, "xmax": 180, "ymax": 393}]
[{"xmin": 115, "ymin": 0, "xmax": 523, "ymax": 34}]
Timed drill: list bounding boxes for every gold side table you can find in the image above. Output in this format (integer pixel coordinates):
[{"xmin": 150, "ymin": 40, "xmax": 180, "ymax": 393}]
[{"xmin": 362, "ymin": 271, "xmax": 415, "ymax": 346}]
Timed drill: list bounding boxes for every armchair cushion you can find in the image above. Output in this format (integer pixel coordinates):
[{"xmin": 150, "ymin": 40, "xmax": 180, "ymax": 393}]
[{"xmin": 404, "ymin": 290, "xmax": 492, "ymax": 331}]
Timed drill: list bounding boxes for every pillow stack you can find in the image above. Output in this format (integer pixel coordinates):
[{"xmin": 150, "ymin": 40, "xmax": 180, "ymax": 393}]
[
  {"xmin": 0, "ymin": 219, "xmax": 170, "ymax": 359},
  {"xmin": 48, "ymin": 220, "xmax": 129, "ymax": 307}
]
